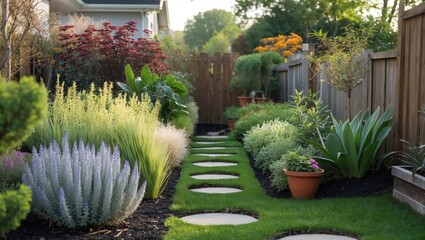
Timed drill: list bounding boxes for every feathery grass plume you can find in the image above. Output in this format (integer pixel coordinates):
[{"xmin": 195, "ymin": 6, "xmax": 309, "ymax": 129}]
[
  {"xmin": 26, "ymin": 81, "xmax": 115, "ymax": 149},
  {"xmin": 22, "ymin": 132, "xmax": 146, "ymax": 228},
  {"xmin": 155, "ymin": 123, "xmax": 189, "ymax": 168}
]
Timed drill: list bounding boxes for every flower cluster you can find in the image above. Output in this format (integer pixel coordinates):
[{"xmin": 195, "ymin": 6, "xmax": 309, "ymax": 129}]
[
  {"xmin": 282, "ymin": 151, "xmax": 322, "ymax": 172},
  {"xmin": 254, "ymin": 33, "xmax": 303, "ymax": 57}
]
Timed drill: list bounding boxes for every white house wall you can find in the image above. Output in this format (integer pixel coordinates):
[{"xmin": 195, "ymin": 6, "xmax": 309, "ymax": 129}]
[{"xmin": 59, "ymin": 12, "xmax": 154, "ymax": 37}]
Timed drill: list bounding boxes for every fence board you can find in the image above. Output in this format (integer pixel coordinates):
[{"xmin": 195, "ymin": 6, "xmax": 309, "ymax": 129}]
[{"xmin": 192, "ymin": 52, "xmax": 239, "ymax": 124}]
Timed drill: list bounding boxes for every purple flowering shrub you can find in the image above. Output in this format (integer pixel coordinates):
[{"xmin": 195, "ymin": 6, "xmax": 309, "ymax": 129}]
[{"xmin": 0, "ymin": 150, "xmax": 28, "ymax": 191}]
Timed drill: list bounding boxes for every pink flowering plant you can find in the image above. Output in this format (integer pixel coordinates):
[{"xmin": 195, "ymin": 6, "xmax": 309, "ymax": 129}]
[{"xmin": 282, "ymin": 151, "xmax": 323, "ymax": 172}]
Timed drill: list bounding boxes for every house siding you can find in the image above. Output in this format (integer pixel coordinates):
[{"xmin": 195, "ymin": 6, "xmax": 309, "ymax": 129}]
[{"xmin": 59, "ymin": 12, "xmax": 155, "ymax": 37}]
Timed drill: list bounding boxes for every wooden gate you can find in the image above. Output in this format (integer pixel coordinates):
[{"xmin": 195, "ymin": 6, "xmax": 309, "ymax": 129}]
[{"xmin": 192, "ymin": 52, "xmax": 239, "ymax": 124}]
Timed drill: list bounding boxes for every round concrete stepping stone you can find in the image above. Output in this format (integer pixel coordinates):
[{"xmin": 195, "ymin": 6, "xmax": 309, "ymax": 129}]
[
  {"xmin": 193, "ymin": 161, "xmax": 238, "ymax": 167},
  {"xmin": 190, "ymin": 187, "xmax": 242, "ymax": 194},
  {"xmin": 193, "ymin": 153, "xmax": 234, "ymax": 157},
  {"xmin": 191, "ymin": 174, "xmax": 239, "ymax": 180},
  {"xmin": 193, "ymin": 141, "xmax": 225, "ymax": 145},
  {"xmin": 198, "ymin": 135, "xmax": 229, "ymax": 139},
  {"xmin": 192, "ymin": 147, "xmax": 229, "ymax": 150},
  {"xmin": 278, "ymin": 234, "xmax": 357, "ymax": 240},
  {"xmin": 181, "ymin": 213, "xmax": 257, "ymax": 226}
]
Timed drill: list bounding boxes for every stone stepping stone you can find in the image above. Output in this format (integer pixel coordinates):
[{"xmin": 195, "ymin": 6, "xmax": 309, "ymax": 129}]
[
  {"xmin": 190, "ymin": 187, "xmax": 242, "ymax": 194},
  {"xmin": 191, "ymin": 174, "xmax": 239, "ymax": 180},
  {"xmin": 181, "ymin": 213, "xmax": 257, "ymax": 226},
  {"xmin": 197, "ymin": 135, "xmax": 229, "ymax": 139},
  {"xmin": 193, "ymin": 153, "xmax": 235, "ymax": 157},
  {"xmin": 193, "ymin": 162, "xmax": 238, "ymax": 167},
  {"xmin": 192, "ymin": 141, "xmax": 225, "ymax": 145},
  {"xmin": 192, "ymin": 147, "xmax": 229, "ymax": 150},
  {"xmin": 278, "ymin": 234, "xmax": 357, "ymax": 240}
]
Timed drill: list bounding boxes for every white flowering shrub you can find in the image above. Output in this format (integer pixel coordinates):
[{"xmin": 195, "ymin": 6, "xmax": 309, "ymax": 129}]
[{"xmin": 22, "ymin": 133, "xmax": 146, "ymax": 228}]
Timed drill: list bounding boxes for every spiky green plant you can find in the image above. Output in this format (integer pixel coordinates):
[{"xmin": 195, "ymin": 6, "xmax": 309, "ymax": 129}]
[
  {"xmin": 23, "ymin": 133, "xmax": 146, "ymax": 228},
  {"xmin": 310, "ymin": 106, "xmax": 392, "ymax": 178}
]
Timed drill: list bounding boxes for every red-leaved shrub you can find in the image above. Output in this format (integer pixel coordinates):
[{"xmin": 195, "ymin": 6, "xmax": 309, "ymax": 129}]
[{"xmin": 55, "ymin": 21, "xmax": 169, "ymax": 90}]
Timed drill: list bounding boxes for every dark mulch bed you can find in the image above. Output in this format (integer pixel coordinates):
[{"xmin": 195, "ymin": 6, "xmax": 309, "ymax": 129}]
[
  {"xmin": 249, "ymin": 155, "xmax": 394, "ymax": 199},
  {"xmin": 7, "ymin": 168, "xmax": 180, "ymax": 240},
  {"xmin": 6, "ymin": 124, "xmax": 394, "ymax": 239}
]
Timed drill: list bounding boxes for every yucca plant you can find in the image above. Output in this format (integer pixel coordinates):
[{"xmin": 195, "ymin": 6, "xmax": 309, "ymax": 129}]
[
  {"xmin": 22, "ymin": 133, "xmax": 146, "ymax": 228},
  {"xmin": 310, "ymin": 106, "xmax": 392, "ymax": 178}
]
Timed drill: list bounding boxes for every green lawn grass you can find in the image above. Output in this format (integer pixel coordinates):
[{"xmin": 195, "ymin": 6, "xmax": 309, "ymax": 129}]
[{"xmin": 164, "ymin": 137, "xmax": 425, "ymax": 240}]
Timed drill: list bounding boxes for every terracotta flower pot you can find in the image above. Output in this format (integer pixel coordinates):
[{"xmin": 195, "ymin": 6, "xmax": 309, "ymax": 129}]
[
  {"xmin": 284, "ymin": 169, "xmax": 324, "ymax": 199},
  {"xmin": 254, "ymin": 97, "xmax": 269, "ymax": 103},
  {"xmin": 237, "ymin": 96, "xmax": 252, "ymax": 106},
  {"xmin": 227, "ymin": 119, "xmax": 236, "ymax": 129}
]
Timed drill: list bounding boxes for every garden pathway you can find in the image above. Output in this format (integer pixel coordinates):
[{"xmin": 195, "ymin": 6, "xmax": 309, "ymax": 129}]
[{"xmin": 178, "ymin": 135, "xmax": 360, "ymax": 240}]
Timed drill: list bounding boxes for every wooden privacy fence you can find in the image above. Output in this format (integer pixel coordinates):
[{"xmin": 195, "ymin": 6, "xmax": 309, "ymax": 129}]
[
  {"xmin": 191, "ymin": 52, "xmax": 240, "ymax": 124},
  {"xmin": 397, "ymin": 2, "xmax": 425, "ymax": 147},
  {"xmin": 276, "ymin": 48, "xmax": 398, "ymax": 150},
  {"xmin": 275, "ymin": 2, "xmax": 425, "ymax": 150}
]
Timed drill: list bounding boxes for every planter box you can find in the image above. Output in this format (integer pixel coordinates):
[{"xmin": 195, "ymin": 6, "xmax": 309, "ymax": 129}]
[{"xmin": 391, "ymin": 166, "xmax": 425, "ymax": 214}]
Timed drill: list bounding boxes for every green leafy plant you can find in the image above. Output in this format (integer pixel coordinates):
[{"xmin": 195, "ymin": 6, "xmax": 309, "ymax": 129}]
[
  {"xmin": 118, "ymin": 64, "xmax": 189, "ymax": 121},
  {"xmin": 243, "ymin": 119, "xmax": 298, "ymax": 172},
  {"xmin": 23, "ymin": 133, "xmax": 146, "ymax": 228},
  {"xmin": 230, "ymin": 103, "xmax": 294, "ymax": 139},
  {"xmin": 224, "ymin": 106, "xmax": 241, "ymax": 121},
  {"xmin": 230, "ymin": 52, "xmax": 282, "ymax": 97},
  {"xmin": 170, "ymin": 100, "xmax": 199, "ymax": 135},
  {"xmin": 0, "ymin": 185, "xmax": 31, "ymax": 235},
  {"xmin": 243, "ymin": 120, "xmax": 298, "ymax": 158},
  {"xmin": 310, "ymin": 106, "xmax": 392, "ymax": 178},
  {"xmin": 289, "ymin": 90, "xmax": 331, "ymax": 143},
  {"xmin": 283, "ymin": 152, "xmax": 322, "ymax": 172},
  {"xmin": 0, "ymin": 77, "xmax": 47, "ymax": 155}
]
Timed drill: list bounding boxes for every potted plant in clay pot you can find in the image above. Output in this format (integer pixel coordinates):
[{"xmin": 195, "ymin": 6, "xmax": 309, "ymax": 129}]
[
  {"xmin": 223, "ymin": 106, "xmax": 240, "ymax": 129},
  {"xmin": 282, "ymin": 151, "xmax": 324, "ymax": 199},
  {"xmin": 230, "ymin": 52, "xmax": 282, "ymax": 106}
]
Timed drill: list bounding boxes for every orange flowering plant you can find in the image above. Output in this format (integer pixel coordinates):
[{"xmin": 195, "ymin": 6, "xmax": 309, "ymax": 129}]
[{"xmin": 254, "ymin": 33, "xmax": 303, "ymax": 57}]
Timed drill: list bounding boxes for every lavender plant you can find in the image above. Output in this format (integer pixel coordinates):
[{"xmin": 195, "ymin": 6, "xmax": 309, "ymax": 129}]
[{"xmin": 22, "ymin": 133, "xmax": 146, "ymax": 228}]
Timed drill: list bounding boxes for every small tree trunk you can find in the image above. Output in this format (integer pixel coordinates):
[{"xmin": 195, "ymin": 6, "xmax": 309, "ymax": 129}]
[{"xmin": 347, "ymin": 90, "xmax": 352, "ymax": 120}]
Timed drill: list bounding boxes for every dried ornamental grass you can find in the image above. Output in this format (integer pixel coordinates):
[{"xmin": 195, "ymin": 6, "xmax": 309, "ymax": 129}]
[{"xmin": 155, "ymin": 124, "xmax": 189, "ymax": 168}]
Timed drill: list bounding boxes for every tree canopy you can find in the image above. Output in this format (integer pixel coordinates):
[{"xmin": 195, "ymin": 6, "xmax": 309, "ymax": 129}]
[{"xmin": 184, "ymin": 9, "xmax": 241, "ymax": 52}]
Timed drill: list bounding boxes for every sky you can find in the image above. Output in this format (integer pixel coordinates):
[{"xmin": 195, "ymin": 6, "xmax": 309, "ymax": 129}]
[{"xmin": 167, "ymin": 0, "xmax": 236, "ymax": 31}]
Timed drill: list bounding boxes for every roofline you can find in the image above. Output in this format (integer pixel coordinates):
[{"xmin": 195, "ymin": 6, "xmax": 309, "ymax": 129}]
[{"xmin": 69, "ymin": 0, "xmax": 162, "ymax": 12}]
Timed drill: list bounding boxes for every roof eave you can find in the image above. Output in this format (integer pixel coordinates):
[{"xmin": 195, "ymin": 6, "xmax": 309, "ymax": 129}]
[{"xmin": 80, "ymin": 4, "xmax": 161, "ymax": 12}]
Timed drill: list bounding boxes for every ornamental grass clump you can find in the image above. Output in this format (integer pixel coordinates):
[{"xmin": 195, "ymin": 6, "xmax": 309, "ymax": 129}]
[
  {"xmin": 113, "ymin": 98, "xmax": 169, "ymax": 199},
  {"xmin": 154, "ymin": 124, "xmax": 189, "ymax": 168},
  {"xmin": 22, "ymin": 133, "xmax": 146, "ymax": 228}
]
